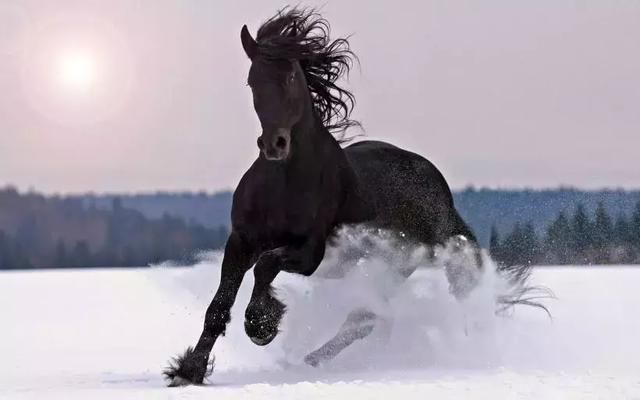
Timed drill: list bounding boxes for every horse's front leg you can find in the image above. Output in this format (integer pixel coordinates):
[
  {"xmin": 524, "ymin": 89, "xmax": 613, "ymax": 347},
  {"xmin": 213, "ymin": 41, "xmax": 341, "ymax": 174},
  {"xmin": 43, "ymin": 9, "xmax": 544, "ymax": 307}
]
[
  {"xmin": 164, "ymin": 231, "xmax": 255, "ymax": 386},
  {"xmin": 244, "ymin": 235, "xmax": 326, "ymax": 346}
]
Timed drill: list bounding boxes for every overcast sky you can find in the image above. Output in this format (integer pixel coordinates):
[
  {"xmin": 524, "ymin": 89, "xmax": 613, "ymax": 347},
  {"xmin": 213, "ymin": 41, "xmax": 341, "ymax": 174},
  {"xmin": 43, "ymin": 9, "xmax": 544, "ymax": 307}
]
[{"xmin": 1, "ymin": 0, "xmax": 638, "ymax": 194}]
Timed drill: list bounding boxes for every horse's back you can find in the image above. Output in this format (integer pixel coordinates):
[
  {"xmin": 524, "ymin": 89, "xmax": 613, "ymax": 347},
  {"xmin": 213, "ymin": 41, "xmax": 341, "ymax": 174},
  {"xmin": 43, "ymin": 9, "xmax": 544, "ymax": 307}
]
[{"xmin": 344, "ymin": 140, "xmax": 471, "ymax": 245}]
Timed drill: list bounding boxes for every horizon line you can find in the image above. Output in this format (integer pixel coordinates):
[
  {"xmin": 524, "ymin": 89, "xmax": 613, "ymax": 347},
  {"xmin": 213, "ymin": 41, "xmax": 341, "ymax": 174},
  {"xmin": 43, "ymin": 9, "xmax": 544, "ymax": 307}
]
[{"xmin": 2, "ymin": 184, "xmax": 640, "ymax": 198}]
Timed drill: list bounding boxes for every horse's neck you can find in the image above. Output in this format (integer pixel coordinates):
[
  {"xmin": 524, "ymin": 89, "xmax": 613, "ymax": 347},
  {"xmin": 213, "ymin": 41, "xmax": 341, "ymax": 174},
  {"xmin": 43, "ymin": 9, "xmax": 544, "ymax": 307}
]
[
  {"xmin": 287, "ymin": 113, "xmax": 343, "ymax": 178},
  {"xmin": 286, "ymin": 112, "xmax": 372, "ymax": 224}
]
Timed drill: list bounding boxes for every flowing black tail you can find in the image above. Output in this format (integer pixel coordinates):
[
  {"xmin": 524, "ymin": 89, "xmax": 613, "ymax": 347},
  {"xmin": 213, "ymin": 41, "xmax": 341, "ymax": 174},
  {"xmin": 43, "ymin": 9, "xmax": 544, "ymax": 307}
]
[
  {"xmin": 450, "ymin": 209, "xmax": 554, "ymax": 316},
  {"xmin": 495, "ymin": 262, "xmax": 554, "ymax": 318}
]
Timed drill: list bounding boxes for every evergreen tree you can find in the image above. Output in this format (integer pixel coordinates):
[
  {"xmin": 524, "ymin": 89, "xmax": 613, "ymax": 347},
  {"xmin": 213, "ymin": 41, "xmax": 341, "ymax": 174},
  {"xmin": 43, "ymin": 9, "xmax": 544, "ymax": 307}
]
[
  {"xmin": 500, "ymin": 223, "xmax": 522, "ymax": 266},
  {"xmin": 522, "ymin": 222, "xmax": 541, "ymax": 265},
  {"xmin": 613, "ymin": 213, "xmax": 630, "ymax": 245},
  {"xmin": 571, "ymin": 203, "xmax": 592, "ymax": 263},
  {"xmin": 592, "ymin": 202, "xmax": 613, "ymax": 264},
  {"xmin": 499, "ymin": 222, "xmax": 539, "ymax": 266},
  {"xmin": 545, "ymin": 211, "xmax": 572, "ymax": 264},
  {"xmin": 612, "ymin": 213, "xmax": 632, "ymax": 263}
]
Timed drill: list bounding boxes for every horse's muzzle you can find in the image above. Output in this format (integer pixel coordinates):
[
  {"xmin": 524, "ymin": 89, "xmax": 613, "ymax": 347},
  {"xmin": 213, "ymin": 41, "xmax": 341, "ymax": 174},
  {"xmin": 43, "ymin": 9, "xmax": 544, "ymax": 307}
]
[{"xmin": 258, "ymin": 128, "xmax": 290, "ymax": 161}]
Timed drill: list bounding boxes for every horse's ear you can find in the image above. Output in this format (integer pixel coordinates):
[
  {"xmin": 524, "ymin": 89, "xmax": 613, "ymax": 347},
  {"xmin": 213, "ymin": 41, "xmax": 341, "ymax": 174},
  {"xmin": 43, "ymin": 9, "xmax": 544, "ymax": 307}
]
[{"xmin": 241, "ymin": 25, "xmax": 257, "ymax": 60}]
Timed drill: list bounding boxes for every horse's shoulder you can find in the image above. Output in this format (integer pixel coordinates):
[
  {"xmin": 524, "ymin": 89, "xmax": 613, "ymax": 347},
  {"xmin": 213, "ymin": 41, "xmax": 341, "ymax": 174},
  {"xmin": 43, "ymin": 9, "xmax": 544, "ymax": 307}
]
[
  {"xmin": 233, "ymin": 161, "xmax": 257, "ymax": 203},
  {"xmin": 232, "ymin": 160, "xmax": 276, "ymax": 222},
  {"xmin": 335, "ymin": 149, "xmax": 376, "ymax": 224},
  {"xmin": 235, "ymin": 158, "xmax": 282, "ymax": 194}
]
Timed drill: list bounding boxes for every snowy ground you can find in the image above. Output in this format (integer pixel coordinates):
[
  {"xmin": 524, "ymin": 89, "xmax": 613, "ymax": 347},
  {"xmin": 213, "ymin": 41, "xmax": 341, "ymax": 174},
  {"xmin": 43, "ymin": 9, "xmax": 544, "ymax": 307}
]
[{"xmin": 2, "ymin": 253, "xmax": 640, "ymax": 399}]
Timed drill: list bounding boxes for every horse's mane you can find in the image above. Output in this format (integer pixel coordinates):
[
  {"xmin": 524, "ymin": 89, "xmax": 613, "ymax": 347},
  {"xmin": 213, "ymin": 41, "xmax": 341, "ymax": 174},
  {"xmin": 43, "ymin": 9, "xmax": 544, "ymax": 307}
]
[{"xmin": 255, "ymin": 7, "xmax": 360, "ymax": 138}]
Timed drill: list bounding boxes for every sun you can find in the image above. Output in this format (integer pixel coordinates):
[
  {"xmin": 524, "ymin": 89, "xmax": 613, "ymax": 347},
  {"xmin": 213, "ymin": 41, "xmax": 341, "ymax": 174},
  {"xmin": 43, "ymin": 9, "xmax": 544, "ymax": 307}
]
[
  {"xmin": 21, "ymin": 14, "xmax": 135, "ymax": 125},
  {"xmin": 56, "ymin": 50, "xmax": 97, "ymax": 91}
]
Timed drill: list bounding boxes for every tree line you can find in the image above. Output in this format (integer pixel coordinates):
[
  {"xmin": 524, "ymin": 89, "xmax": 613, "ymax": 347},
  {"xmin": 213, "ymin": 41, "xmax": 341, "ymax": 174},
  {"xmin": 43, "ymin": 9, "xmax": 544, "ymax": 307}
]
[
  {"xmin": 490, "ymin": 201, "xmax": 640, "ymax": 266},
  {"xmin": 2, "ymin": 186, "xmax": 639, "ymax": 269},
  {"xmin": 0, "ymin": 188, "xmax": 228, "ymax": 269}
]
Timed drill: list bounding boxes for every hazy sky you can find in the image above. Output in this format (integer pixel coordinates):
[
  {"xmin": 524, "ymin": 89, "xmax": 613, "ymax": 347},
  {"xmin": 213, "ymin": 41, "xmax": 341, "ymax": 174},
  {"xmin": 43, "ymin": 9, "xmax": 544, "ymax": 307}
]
[{"xmin": 1, "ymin": 0, "xmax": 638, "ymax": 193}]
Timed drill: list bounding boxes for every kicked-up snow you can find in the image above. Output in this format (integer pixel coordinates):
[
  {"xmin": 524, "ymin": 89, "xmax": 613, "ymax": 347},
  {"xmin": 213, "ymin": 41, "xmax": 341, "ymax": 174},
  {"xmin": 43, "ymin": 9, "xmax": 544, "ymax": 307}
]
[{"xmin": 1, "ymin": 245, "xmax": 639, "ymax": 399}]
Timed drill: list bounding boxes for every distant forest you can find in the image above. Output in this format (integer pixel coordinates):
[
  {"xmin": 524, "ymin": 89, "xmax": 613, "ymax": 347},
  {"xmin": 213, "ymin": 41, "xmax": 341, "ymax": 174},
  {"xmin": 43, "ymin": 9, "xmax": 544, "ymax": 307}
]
[
  {"xmin": 0, "ymin": 188, "xmax": 228, "ymax": 269},
  {"xmin": 1, "ymin": 186, "xmax": 639, "ymax": 269},
  {"xmin": 78, "ymin": 188, "xmax": 640, "ymax": 245},
  {"xmin": 491, "ymin": 202, "xmax": 640, "ymax": 266}
]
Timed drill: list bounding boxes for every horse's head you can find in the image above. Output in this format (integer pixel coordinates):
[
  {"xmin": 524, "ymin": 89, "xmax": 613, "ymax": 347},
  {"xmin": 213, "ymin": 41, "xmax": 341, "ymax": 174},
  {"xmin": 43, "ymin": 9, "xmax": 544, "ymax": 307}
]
[
  {"xmin": 241, "ymin": 25, "xmax": 308, "ymax": 161},
  {"xmin": 240, "ymin": 8, "xmax": 359, "ymax": 161}
]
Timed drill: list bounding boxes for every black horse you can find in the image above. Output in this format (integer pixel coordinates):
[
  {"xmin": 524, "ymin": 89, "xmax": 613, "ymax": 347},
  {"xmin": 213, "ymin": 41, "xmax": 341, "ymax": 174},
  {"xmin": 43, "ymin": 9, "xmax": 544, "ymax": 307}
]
[{"xmin": 165, "ymin": 8, "xmax": 489, "ymax": 386}]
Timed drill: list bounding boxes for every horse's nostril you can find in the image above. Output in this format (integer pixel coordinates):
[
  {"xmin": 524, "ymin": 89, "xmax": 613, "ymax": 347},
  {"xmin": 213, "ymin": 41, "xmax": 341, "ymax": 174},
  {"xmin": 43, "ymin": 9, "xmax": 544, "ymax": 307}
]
[
  {"xmin": 275, "ymin": 136, "xmax": 287, "ymax": 150},
  {"xmin": 257, "ymin": 137, "xmax": 264, "ymax": 150}
]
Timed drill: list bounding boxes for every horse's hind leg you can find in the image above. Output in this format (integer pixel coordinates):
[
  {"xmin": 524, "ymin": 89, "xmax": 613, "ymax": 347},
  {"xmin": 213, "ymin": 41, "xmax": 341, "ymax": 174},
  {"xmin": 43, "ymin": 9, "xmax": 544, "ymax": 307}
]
[
  {"xmin": 443, "ymin": 235, "xmax": 483, "ymax": 300},
  {"xmin": 304, "ymin": 234, "xmax": 429, "ymax": 367},
  {"xmin": 303, "ymin": 308, "xmax": 378, "ymax": 367}
]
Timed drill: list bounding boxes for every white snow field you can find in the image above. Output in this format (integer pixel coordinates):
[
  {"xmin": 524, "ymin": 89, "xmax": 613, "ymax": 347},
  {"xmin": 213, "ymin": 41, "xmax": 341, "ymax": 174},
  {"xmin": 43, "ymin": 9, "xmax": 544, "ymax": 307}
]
[{"xmin": 2, "ymin": 249, "xmax": 640, "ymax": 399}]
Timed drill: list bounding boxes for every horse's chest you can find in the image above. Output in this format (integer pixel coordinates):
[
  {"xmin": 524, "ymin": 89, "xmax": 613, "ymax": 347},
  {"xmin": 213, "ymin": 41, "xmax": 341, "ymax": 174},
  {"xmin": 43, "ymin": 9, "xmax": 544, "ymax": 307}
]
[{"xmin": 236, "ymin": 185, "xmax": 317, "ymax": 238}]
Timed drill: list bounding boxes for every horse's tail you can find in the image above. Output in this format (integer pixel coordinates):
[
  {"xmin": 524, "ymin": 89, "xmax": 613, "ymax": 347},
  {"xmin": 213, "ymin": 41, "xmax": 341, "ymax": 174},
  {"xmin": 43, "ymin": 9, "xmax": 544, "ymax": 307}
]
[{"xmin": 494, "ymin": 262, "xmax": 554, "ymax": 318}]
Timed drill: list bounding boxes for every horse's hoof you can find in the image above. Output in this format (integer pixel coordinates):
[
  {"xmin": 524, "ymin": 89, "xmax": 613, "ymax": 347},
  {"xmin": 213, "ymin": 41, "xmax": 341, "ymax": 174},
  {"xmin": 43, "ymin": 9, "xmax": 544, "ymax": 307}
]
[
  {"xmin": 163, "ymin": 347, "xmax": 213, "ymax": 387},
  {"xmin": 248, "ymin": 330, "xmax": 277, "ymax": 346},
  {"xmin": 304, "ymin": 355, "xmax": 320, "ymax": 367},
  {"xmin": 168, "ymin": 376, "xmax": 193, "ymax": 387},
  {"xmin": 244, "ymin": 300, "xmax": 283, "ymax": 346}
]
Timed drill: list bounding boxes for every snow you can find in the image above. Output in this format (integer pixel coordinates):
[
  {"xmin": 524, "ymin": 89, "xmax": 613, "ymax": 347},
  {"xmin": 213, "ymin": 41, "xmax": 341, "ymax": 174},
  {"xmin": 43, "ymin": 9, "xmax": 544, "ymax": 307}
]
[{"xmin": 2, "ymin": 254, "xmax": 640, "ymax": 399}]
